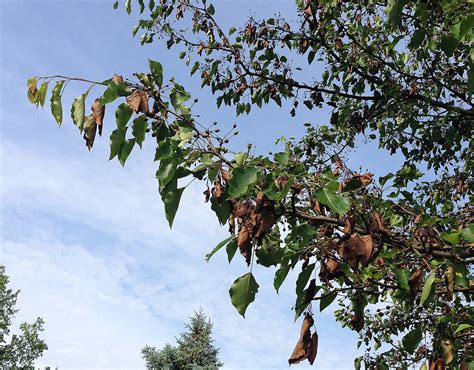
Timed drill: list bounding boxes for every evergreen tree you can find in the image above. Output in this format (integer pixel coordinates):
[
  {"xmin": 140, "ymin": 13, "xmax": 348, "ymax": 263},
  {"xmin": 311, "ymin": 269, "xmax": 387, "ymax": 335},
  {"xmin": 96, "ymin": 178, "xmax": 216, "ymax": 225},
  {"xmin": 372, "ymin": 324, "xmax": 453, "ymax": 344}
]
[{"xmin": 142, "ymin": 310, "xmax": 223, "ymax": 370}]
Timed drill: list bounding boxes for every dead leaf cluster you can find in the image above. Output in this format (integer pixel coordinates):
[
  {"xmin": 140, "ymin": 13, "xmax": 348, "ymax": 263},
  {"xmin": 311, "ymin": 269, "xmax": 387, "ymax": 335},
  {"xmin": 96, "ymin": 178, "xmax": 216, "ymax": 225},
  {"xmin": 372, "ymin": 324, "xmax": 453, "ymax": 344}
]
[{"xmin": 231, "ymin": 192, "xmax": 277, "ymax": 265}]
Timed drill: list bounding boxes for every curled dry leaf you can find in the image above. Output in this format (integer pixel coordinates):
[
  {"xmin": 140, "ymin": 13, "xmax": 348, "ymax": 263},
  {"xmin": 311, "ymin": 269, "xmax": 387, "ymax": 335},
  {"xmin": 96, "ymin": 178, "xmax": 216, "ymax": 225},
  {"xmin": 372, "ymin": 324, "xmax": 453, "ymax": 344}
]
[
  {"xmin": 237, "ymin": 224, "xmax": 252, "ymax": 265},
  {"xmin": 255, "ymin": 210, "xmax": 275, "ymax": 240},
  {"xmin": 337, "ymin": 234, "xmax": 374, "ymax": 270},
  {"xmin": 91, "ymin": 99, "xmax": 105, "ymax": 136},
  {"xmin": 308, "ymin": 332, "xmax": 318, "ymax": 365},
  {"xmin": 112, "ymin": 73, "xmax": 124, "ymax": 83},
  {"xmin": 127, "ymin": 89, "xmax": 149, "ymax": 114},
  {"xmin": 409, "ymin": 266, "xmax": 424, "ymax": 296},
  {"xmin": 312, "ymin": 200, "xmax": 322, "ymax": 214},
  {"xmin": 83, "ymin": 115, "xmax": 97, "ymax": 150},
  {"xmin": 255, "ymin": 191, "xmax": 265, "ymax": 208},
  {"xmin": 289, "ymin": 313, "xmax": 317, "ymax": 365},
  {"xmin": 352, "ymin": 172, "xmax": 373, "ymax": 187},
  {"xmin": 319, "ymin": 258, "xmax": 341, "ymax": 283},
  {"xmin": 372, "ymin": 212, "xmax": 389, "ymax": 234},
  {"xmin": 343, "ymin": 214, "xmax": 356, "ymax": 234}
]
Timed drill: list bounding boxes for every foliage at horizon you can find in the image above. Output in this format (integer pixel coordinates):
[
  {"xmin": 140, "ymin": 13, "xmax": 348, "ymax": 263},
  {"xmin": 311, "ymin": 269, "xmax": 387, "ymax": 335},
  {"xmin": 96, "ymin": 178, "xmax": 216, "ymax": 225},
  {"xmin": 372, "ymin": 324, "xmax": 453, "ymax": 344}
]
[
  {"xmin": 27, "ymin": 0, "xmax": 473, "ymax": 368},
  {"xmin": 142, "ymin": 309, "xmax": 223, "ymax": 369},
  {"xmin": 0, "ymin": 265, "xmax": 48, "ymax": 367}
]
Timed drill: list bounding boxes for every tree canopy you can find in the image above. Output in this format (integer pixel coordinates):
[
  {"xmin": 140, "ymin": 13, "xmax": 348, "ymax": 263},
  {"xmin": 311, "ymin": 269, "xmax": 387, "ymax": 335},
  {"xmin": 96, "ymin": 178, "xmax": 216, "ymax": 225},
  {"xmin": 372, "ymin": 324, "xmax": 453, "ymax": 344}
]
[
  {"xmin": 27, "ymin": 0, "xmax": 473, "ymax": 368},
  {"xmin": 0, "ymin": 265, "xmax": 48, "ymax": 367},
  {"xmin": 142, "ymin": 309, "xmax": 223, "ymax": 369}
]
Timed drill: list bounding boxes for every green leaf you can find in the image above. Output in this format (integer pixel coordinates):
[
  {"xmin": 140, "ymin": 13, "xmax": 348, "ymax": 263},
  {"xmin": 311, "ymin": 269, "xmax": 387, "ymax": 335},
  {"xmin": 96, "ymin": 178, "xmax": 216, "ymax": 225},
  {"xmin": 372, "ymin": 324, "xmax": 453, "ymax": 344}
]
[
  {"xmin": 125, "ymin": 0, "xmax": 131, "ymax": 14},
  {"xmin": 396, "ymin": 269, "xmax": 410, "ymax": 290},
  {"xmin": 160, "ymin": 179, "xmax": 185, "ymax": 228},
  {"xmin": 420, "ymin": 271, "xmax": 436, "ymax": 306},
  {"xmin": 148, "ymin": 59, "xmax": 163, "ymax": 88},
  {"xmin": 156, "ymin": 158, "xmax": 178, "ymax": 189},
  {"xmin": 314, "ymin": 187, "xmax": 350, "ymax": 214},
  {"xmin": 453, "ymin": 323, "xmax": 472, "ymax": 335},
  {"xmin": 155, "ymin": 139, "xmax": 175, "ymax": 161},
  {"xmin": 210, "ymin": 196, "xmax": 231, "ymax": 225},
  {"xmin": 441, "ymin": 231, "xmax": 460, "ymax": 245},
  {"xmin": 37, "ymin": 82, "xmax": 48, "ymax": 108},
  {"xmin": 274, "ymin": 264, "xmax": 290, "ymax": 293},
  {"xmin": 131, "ymin": 115, "xmax": 147, "ymax": 148},
  {"xmin": 460, "ymin": 224, "xmax": 474, "ymax": 242},
  {"xmin": 402, "ymin": 327, "xmax": 422, "ymax": 354},
  {"xmin": 113, "ymin": 1, "xmax": 118, "ymax": 9},
  {"xmin": 207, "ymin": 4, "xmax": 215, "ymax": 15},
  {"xmin": 50, "ymin": 80, "xmax": 65, "ymax": 125},
  {"xmin": 234, "ymin": 152, "xmax": 248, "ymax": 166},
  {"xmin": 295, "ymin": 263, "xmax": 315, "ymax": 295},
  {"xmin": 191, "ymin": 62, "xmax": 200, "ymax": 76},
  {"xmin": 274, "ymin": 152, "xmax": 289, "ymax": 166},
  {"xmin": 228, "ymin": 167, "xmax": 260, "ymax": 198},
  {"xmin": 320, "ymin": 291, "xmax": 337, "ymax": 312},
  {"xmin": 170, "ymin": 84, "xmax": 191, "ymax": 111},
  {"xmin": 109, "ymin": 127, "xmax": 127, "ymax": 160},
  {"xmin": 386, "ymin": 0, "xmax": 408, "ymax": 27},
  {"xmin": 118, "ymin": 138, "xmax": 135, "ymax": 166},
  {"xmin": 101, "ymin": 82, "xmax": 119, "ymax": 104},
  {"xmin": 439, "ymin": 35, "xmax": 458, "ymax": 57},
  {"xmin": 226, "ymin": 238, "xmax": 238, "ymax": 263},
  {"xmin": 205, "ymin": 236, "xmax": 234, "ymax": 262},
  {"xmin": 410, "ymin": 29, "xmax": 426, "ymax": 49},
  {"xmin": 71, "ymin": 91, "xmax": 88, "ymax": 132},
  {"xmin": 115, "ymin": 103, "xmax": 133, "ymax": 129},
  {"xmin": 229, "ymin": 272, "xmax": 259, "ymax": 317}
]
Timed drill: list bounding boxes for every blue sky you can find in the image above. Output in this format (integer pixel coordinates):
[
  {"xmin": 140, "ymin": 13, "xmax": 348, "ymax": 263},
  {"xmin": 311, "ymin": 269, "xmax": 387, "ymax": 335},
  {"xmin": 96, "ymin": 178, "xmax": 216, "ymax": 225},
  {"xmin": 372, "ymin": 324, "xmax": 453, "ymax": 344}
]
[{"xmin": 0, "ymin": 1, "xmax": 404, "ymax": 368}]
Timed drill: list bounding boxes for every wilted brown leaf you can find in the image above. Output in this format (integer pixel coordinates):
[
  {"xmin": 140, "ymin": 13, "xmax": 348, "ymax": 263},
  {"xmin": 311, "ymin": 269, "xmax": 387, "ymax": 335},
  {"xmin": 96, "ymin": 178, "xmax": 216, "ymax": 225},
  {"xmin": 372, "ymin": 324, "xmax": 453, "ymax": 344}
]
[
  {"xmin": 289, "ymin": 313, "xmax": 315, "ymax": 365},
  {"xmin": 83, "ymin": 115, "xmax": 97, "ymax": 150},
  {"xmin": 237, "ymin": 224, "xmax": 252, "ymax": 265},
  {"xmin": 409, "ymin": 266, "xmax": 424, "ymax": 296},
  {"xmin": 112, "ymin": 73, "xmax": 124, "ymax": 83},
  {"xmin": 343, "ymin": 214, "xmax": 355, "ymax": 234},
  {"xmin": 337, "ymin": 234, "xmax": 374, "ymax": 270},
  {"xmin": 308, "ymin": 332, "xmax": 318, "ymax": 365},
  {"xmin": 127, "ymin": 90, "xmax": 149, "ymax": 114},
  {"xmin": 197, "ymin": 43, "xmax": 205, "ymax": 55},
  {"xmin": 255, "ymin": 210, "xmax": 275, "ymax": 239},
  {"xmin": 319, "ymin": 258, "xmax": 341, "ymax": 283},
  {"xmin": 313, "ymin": 200, "xmax": 322, "ymax": 214},
  {"xmin": 91, "ymin": 99, "xmax": 105, "ymax": 136},
  {"xmin": 372, "ymin": 212, "xmax": 388, "ymax": 234}
]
